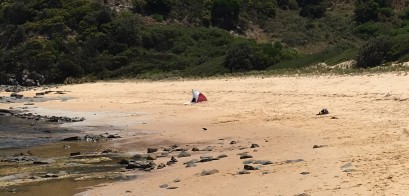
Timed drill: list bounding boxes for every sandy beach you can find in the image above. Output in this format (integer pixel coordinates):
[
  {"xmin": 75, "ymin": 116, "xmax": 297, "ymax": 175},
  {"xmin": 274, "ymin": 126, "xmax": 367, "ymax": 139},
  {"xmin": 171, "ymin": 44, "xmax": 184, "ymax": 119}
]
[{"xmin": 2, "ymin": 73, "xmax": 409, "ymax": 195}]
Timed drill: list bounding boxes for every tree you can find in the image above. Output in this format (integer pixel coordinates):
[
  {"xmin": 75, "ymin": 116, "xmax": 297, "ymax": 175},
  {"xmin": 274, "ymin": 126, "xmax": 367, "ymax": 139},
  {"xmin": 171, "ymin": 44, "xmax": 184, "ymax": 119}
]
[
  {"xmin": 297, "ymin": 0, "xmax": 327, "ymax": 19},
  {"xmin": 224, "ymin": 43, "xmax": 255, "ymax": 71},
  {"xmin": 354, "ymin": 0, "xmax": 380, "ymax": 23},
  {"xmin": 3, "ymin": 3, "xmax": 33, "ymax": 25},
  {"xmin": 211, "ymin": 0, "xmax": 240, "ymax": 30},
  {"xmin": 356, "ymin": 37, "xmax": 392, "ymax": 68}
]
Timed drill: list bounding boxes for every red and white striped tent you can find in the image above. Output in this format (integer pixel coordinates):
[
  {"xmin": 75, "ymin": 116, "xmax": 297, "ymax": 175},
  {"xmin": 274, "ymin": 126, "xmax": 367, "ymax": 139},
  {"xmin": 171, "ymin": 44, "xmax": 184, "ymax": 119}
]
[{"xmin": 191, "ymin": 89, "xmax": 207, "ymax": 103}]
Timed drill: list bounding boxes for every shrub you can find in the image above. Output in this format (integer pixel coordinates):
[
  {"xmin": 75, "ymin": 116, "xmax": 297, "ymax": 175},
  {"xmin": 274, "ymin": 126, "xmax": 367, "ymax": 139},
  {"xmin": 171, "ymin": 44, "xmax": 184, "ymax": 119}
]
[{"xmin": 356, "ymin": 37, "xmax": 392, "ymax": 68}]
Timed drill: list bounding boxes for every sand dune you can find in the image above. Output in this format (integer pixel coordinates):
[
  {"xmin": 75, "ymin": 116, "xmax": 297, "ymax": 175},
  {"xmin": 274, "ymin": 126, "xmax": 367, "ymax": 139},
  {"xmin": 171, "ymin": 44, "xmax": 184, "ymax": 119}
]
[{"xmin": 2, "ymin": 73, "xmax": 409, "ymax": 195}]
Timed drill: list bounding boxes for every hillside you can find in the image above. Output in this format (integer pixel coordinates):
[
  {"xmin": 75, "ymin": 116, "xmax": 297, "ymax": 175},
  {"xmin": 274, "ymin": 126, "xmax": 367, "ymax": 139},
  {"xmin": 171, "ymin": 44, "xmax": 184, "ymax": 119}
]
[{"xmin": 1, "ymin": 0, "xmax": 409, "ymax": 85}]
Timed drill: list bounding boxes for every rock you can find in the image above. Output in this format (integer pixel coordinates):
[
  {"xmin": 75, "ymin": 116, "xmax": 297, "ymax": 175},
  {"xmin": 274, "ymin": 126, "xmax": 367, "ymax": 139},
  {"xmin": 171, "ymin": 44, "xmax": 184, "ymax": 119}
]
[
  {"xmin": 107, "ymin": 134, "xmax": 121, "ymax": 139},
  {"xmin": 340, "ymin": 163, "xmax": 353, "ymax": 169},
  {"xmin": 200, "ymin": 156, "xmax": 213, "ymax": 162},
  {"xmin": 192, "ymin": 147, "xmax": 200, "ymax": 151},
  {"xmin": 166, "ymin": 156, "xmax": 178, "ymax": 166},
  {"xmin": 132, "ymin": 154, "xmax": 144, "ymax": 160},
  {"xmin": 201, "ymin": 169, "xmax": 219, "ymax": 176},
  {"xmin": 167, "ymin": 186, "xmax": 178, "ymax": 190},
  {"xmin": 36, "ymin": 92, "xmax": 45, "ymax": 96},
  {"xmin": 250, "ymin": 144, "xmax": 259, "ymax": 148},
  {"xmin": 186, "ymin": 162, "xmax": 197, "ymax": 168},
  {"xmin": 175, "ymin": 148, "xmax": 188, "ymax": 151},
  {"xmin": 101, "ymin": 149, "xmax": 114, "ymax": 154},
  {"xmin": 240, "ymin": 154, "xmax": 253, "ymax": 159},
  {"xmin": 238, "ymin": 170, "xmax": 250, "ymax": 175},
  {"xmin": 61, "ymin": 136, "xmax": 81, "ymax": 141},
  {"xmin": 163, "ymin": 147, "xmax": 172, "ymax": 152},
  {"xmin": 202, "ymin": 146, "xmax": 213, "ymax": 151},
  {"xmin": 173, "ymin": 178, "xmax": 181, "ymax": 183},
  {"xmin": 70, "ymin": 152, "xmax": 81, "ymax": 156},
  {"xmin": 285, "ymin": 159, "xmax": 305, "ymax": 164},
  {"xmin": 159, "ymin": 184, "xmax": 168, "ymax": 188},
  {"xmin": 147, "ymin": 147, "xmax": 158, "ymax": 153},
  {"xmin": 44, "ymin": 173, "xmax": 58, "ymax": 178},
  {"xmin": 212, "ymin": 157, "xmax": 220, "ymax": 160},
  {"xmin": 317, "ymin": 108, "xmax": 329, "ymax": 115},
  {"xmin": 202, "ymin": 128, "xmax": 207, "ymax": 130},
  {"xmin": 184, "ymin": 159, "xmax": 199, "ymax": 164},
  {"xmin": 146, "ymin": 154, "xmax": 157, "ymax": 160},
  {"xmin": 343, "ymin": 169, "xmax": 356, "ymax": 173},
  {"xmin": 217, "ymin": 154, "xmax": 228, "ymax": 159},
  {"xmin": 177, "ymin": 151, "xmax": 191, "ymax": 158},
  {"xmin": 10, "ymin": 93, "xmax": 23, "ymax": 99},
  {"xmin": 313, "ymin": 145, "xmax": 328, "ymax": 149},
  {"xmin": 300, "ymin": 172, "xmax": 310, "ymax": 175},
  {"xmin": 244, "ymin": 165, "xmax": 259, "ymax": 170},
  {"xmin": 126, "ymin": 161, "xmax": 156, "ymax": 170},
  {"xmin": 119, "ymin": 159, "xmax": 129, "ymax": 165},
  {"xmin": 230, "ymin": 141, "xmax": 237, "ymax": 144},
  {"xmin": 33, "ymin": 159, "xmax": 54, "ymax": 165},
  {"xmin": 157, "ymin": 163, "xmax": 166, "ymax": 169},
  {"xmin": 253, "ymin": 160, "xmax": 273, "ymax": 165},
  {"xmin": 243, "ymin": 159, "xmax": 255, "ymax": 164}
]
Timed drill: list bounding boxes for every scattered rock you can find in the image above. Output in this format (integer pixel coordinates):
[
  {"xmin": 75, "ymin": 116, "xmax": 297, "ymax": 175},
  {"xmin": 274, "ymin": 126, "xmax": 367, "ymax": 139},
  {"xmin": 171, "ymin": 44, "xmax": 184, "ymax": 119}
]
[
  {"xmin": 132, "ymin": 154, "xmax": 144, "ymax": 160},
  {"xmin": 202, "ymin": 128, "xmax": 207, "ymax": 130},
  {"xmin": 238, "ymin": 170, "xmax": 250, "ymax": 175},
  {"xmin": 101, "ymin": 149, "xmax": 114, "ymax": 154},
  {"xmin": 184, "ymin": 159, "xmax": 199, "ymax": 165},
  {"xmin": 166, "ymin": 156, "xmax": 178, "ymax": 166},
  {"xmin": 173, "ymin": 178, "xmax": 181, "ymax": 183},
  {"xmin": 343, "ymin": 169, "xmax": 356, "ymax": 173},
  {"xmin": 70, "ymin": 152, "xmax": 81, "ymax": 156},
  {"xmin": 107, "ymin": 134, "xmax": 121, "ymax": 139},
  {"xmin": 244, "ymin": 165, "xmax": 259, "ymax": 170},
  {"xmin": 33, "ymin": 159, "xmax": 54, "ymax": 165},
  {"xmin": 294, "ymin": 193, "xmax": 311, "ymax": 196},
  {"xmin": 147, "ymin": 147, "xmax": 158, "ymax": 153},
  {"xmin": 200, "ymin": 156, "xmax": 213, "ymax": 162},
  {"xmin": 313, "ymin": 145, "xmax": 328, "ymax": 149},
  {"xmin": 300, "ymin": 172, "xmax": 310, "ymax": 175},
  {"xmin": 201, "ymin": 169, "xmax": 219, "ymax": 176},
  {"xmin": 61, "ymin": 136, "xmax": 81, "ymax": 141},
  {"xmin": 167, "ymin": 186, "xmax": 178, "ymax": 190},
  {"xmin": 177, "ymin": 151, "xmax": 191, "ymax": 158},
  {"xmin": 330, "ymin": 116, "xmax": 338, "ymax": 119},
  {"xmin": 253, "ymin": 160, "xmax": 273, "ymax": 165},
  {"xmin": 230, "ymin": 141, "xmax": 237, "ymax": 144},
  {"xmin": 250, "ymin": 144, "xmax": 259, "ymax": 148},
  {"xmin": 317, "ymin": 108, "xmax": 329, "ymax": 115},
  {"xmin": 119, "ymin": 159, "xmax": 129, "ymax": 165},
  {"xmin": 285, "ymin": 159, "xmax": 305, "ymax": 164},
  {"xmin": 186, "ymin": 162, "xmax": 197, "ymax": 168},
  {"xmin": 243, "ymin": 159, "xmax": 254, "ymax": 164},
  {"xmin": 192, "ymin": 147, "xmax": 200, "ymax": 151},
  {"xmin": 240, "ymin": 154, "xmax": 253, "ymax": 159},
  {"xmin": 126, "ymin": 161, "xmax": 156, "ymax": 170},
  {"xmin": 159, "ymin": 184, "xmax": 168, "ymax": 188},
  {"xmin": 175, "ymin": 148, "xmax": 188, "ymax": 151},
  {"xmin": 146, "ymin": 154, "xmax": 157, "ymax": 160},
  {"xmin": 43, "ymin": 173, "xmax": 58, "ymax": 178},
  {"xmin": 217, "ymin": 154, "xmax": 228, "ymax": 159},
  {"xmin": 202, "ymin": 146, "xmax": 213, "ymax": 151},
  {"xmin": 340, "ymin": 163, "xmax": 353, "ymax": 169},
  {"xmin": 157, "ymin": 163, "xmax": 166, "ymax": 169}
]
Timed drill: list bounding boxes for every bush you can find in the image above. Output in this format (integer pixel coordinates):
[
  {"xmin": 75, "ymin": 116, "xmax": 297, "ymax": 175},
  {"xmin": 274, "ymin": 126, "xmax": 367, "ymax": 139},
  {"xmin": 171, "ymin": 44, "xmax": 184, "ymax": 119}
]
[
  {"xmin": 211, "ymin": 0, "xmax": 240, "ymax": 30},
  {"xmin": 356, "ymin": 37, "xmax": 392, "ymax": 68}
]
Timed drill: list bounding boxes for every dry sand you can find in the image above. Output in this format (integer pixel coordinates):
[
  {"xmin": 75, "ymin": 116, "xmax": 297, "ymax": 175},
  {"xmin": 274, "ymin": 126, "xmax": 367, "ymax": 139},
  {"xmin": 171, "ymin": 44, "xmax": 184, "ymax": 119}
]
[{"xmin": 2, "ymin": 73, "xmax": 409, "ymax": 195}]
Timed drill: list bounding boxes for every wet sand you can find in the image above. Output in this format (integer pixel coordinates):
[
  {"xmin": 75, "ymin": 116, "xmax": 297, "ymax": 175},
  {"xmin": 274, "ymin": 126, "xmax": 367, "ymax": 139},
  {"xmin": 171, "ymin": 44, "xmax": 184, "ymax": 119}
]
[{"xmin": 2, "ymin": 73, "xmax": 409, "ymax": 195}]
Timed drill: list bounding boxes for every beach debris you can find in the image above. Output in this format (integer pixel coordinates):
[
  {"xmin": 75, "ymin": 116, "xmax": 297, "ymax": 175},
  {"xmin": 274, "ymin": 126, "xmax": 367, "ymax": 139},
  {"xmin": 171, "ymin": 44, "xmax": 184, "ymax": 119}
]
[
  {"xmin": 313, "ymin": 144, "xmax": 328, "ymax": 149},
  {"xmin": 238, "ymin": 170, "xmax": 250, "ymax": 175},
  {"xmin": 147, "ymin": 147, "xmax": 158, "ymax": 153},
  {"xmin": 201, "ymin": 169, "xmax": 219, "ymax": 176},
  {"xmin": 190, "ymin": 89, "xmax": 208, "ymax": 103},
  {"xmin": 250, "ymin": 143, "xmax": 259, "ymax": 148},
  {"xmin": 177, "ymin": 151, "xmax": 191, "ymax": 158},
  {"xmin": 200, "ymin": 156, "xmax": 213, "ymax": 162},
  {"xmin": 157, "ymin": 163, "xmax": 166, "ymax": 169},
  {"xmin": 159, "ymin": 184, "xmax": 168, "ymax": 188},
  {"xmin": 230, "ymin": 141, "xmax": 237, "ymax": 144},
  {"xmin": 253, "ymin": 160, "xmax": 273, "ymax": 165},
  {"xmin": 70, "ymin": 152, "xmax": 81, "ymax": 156},
  {"xmin": 317, "ymin": 108, "xmax": 329, "ymax": 115},
  {"xmin": 300, "ymin": 172, "xmax": 310, "ymax": 175},
  {"xmin": 240, "ymin": 154, "xmax": 253, "ymax": 159},
  {"xmin": 191, "ymin": 147, "xmax": 200, "ymax": 151}
]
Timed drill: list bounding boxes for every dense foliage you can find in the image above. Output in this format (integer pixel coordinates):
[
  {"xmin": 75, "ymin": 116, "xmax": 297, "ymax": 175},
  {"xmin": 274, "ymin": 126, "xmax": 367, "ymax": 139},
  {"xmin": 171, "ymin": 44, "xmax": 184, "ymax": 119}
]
[{"xmin": 2, "ymin": 0, "xmax": 409, "ymax": 85}]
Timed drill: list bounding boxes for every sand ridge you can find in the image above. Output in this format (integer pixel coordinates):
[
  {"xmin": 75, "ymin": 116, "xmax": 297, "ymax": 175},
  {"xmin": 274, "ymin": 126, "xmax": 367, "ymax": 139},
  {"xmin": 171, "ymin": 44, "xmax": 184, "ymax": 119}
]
[{"xmin": 2, "ymin": 73, "xmax": 409, "ymax": 195}]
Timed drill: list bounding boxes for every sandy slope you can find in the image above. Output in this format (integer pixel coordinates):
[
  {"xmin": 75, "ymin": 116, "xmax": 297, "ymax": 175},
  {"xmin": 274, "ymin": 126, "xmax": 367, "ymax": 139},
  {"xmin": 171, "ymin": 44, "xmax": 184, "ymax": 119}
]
[{"xmin": 3, "ymin": 73, "xmax": 409, "ymax": 195}]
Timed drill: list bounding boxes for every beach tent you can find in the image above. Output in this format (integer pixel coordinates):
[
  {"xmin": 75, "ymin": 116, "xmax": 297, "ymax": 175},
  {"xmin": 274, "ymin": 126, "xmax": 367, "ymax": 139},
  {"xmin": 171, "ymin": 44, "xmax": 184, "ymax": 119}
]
[{"xmin": 191, "ymin": 89, "xmax": 207, "ymax": 103}]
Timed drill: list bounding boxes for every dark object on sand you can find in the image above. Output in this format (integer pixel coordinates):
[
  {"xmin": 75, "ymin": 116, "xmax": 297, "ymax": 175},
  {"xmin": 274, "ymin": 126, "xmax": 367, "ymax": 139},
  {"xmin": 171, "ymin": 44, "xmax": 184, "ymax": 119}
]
[{"xmin": 317, "ymin": 108, "xmax": 329, "ymax": 115}]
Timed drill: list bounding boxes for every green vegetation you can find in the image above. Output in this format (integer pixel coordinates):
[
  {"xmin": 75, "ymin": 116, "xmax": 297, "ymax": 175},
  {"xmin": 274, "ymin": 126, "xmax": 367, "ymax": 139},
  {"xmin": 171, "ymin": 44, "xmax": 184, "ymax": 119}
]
[{"xmin": 2, "ymin": 0, "xmax": 409, "ymax": 85}]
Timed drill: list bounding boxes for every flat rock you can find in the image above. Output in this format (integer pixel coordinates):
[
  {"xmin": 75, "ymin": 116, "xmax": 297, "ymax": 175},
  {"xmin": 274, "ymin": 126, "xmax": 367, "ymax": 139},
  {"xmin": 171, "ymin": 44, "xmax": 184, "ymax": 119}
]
[
  {"xmin": 238, "ymin": 170, "xmax": 250, "ymax": 175},
  {"xmin": 253, "ymin": 160, "xmax": 273, "ymax": 165},
  {"xmin": 132, "ymin": 154, "xmax": 144, "ymax": 160},
  {"xmin": 184, "ymin": 159, "xmax": 199, "ymax": 164},
  {"xmin": 159, "ymin": 184, "xmax": 168, "ymax": 188},
  {"xmin": 147, "ymin": 147, "xmax": 158, "ymax": 153},
  {"xmin": 240, "ymin": 154, "xmax": 253, "ymax": 159},
  {"xmin": 313, "ymin": 145, "xmax": 328, "ymax": 149},
  {"xmin": 244, "ymin": 165, "xmax": 259, "ymax": 170},
  {"xmin": 217, "ymin": 154, "xmax": 228, "ymax": 159},
  {"xmin": 191, "ymin": 147, "xmax": 200, "ymax": 151},
  {"xmin": 201, "ymin": 169, "xmax": 219, "ymax": 176},
  {"xmin": 200, "ymin": 156, "xmax": 213, "ymax": 162},
  {"xmin": 243, "ymin": 159, "xmax": 254, "ymax": 164},
  {"xmin": 61, "ymin": 136, "xmax": 81, "ymax": 141},
  {"xmin": 186, "ymin": 162, "xmax": 197, "ymax": 168},
  {"xmin": 285, "ymin": 159, "xmax": 305, "ymax": 164},
  {"xmin": 177, "ymin": 151, "xmax": 191, "ymax": 158},
  {"xmin": 173, "ymin": 178, "xmax": 181, "ymax": 183},
  {"xmin": 146, "ymin": 154, "xmax": 157, "ymax": 160},
  {"xmin": 167, "ymin": 186, "xmax": 178, "ymax": 190}
]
